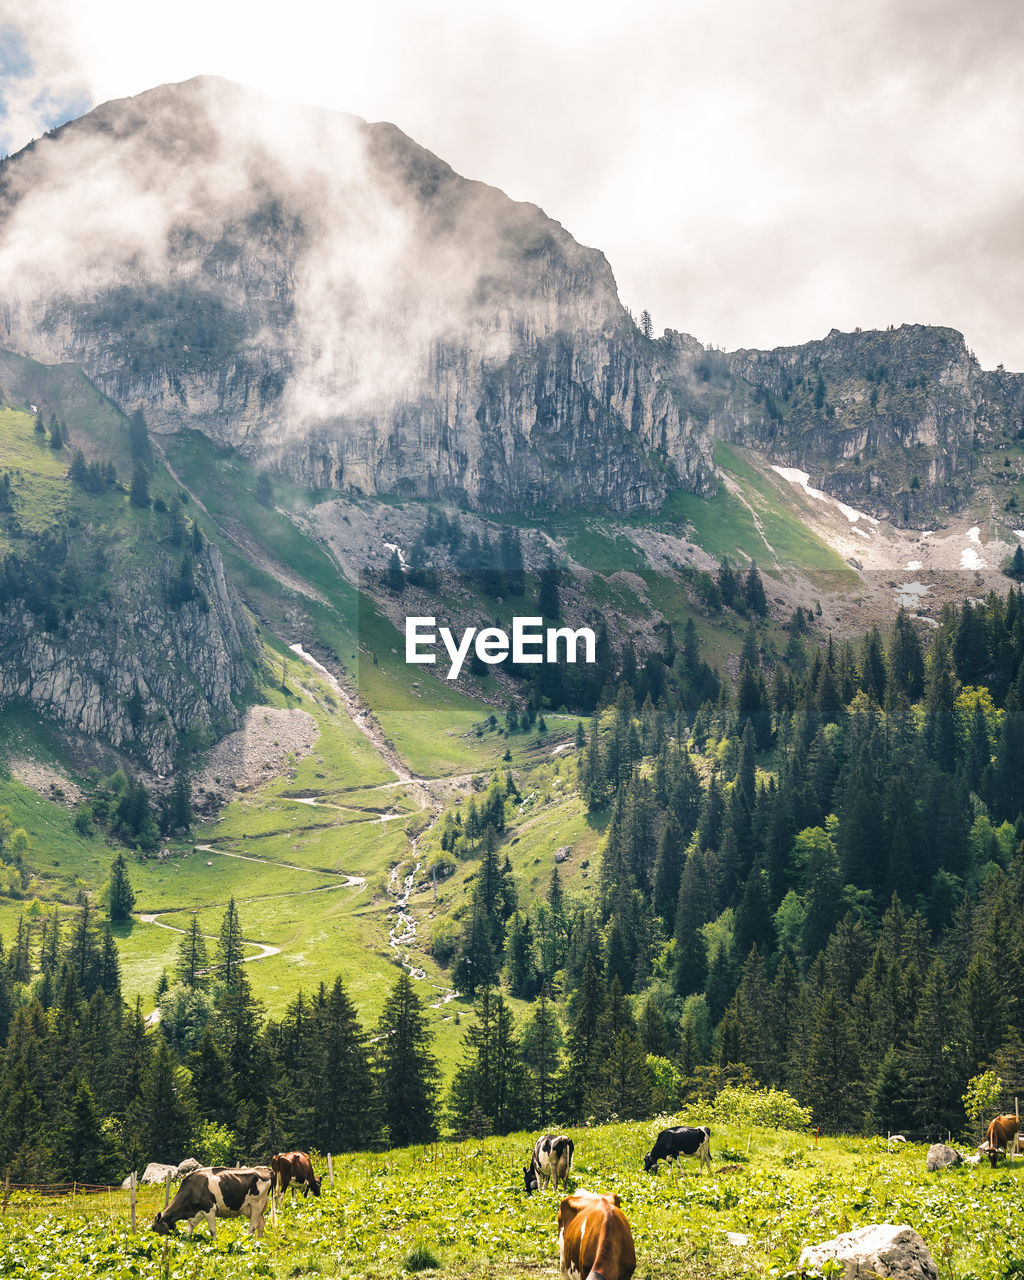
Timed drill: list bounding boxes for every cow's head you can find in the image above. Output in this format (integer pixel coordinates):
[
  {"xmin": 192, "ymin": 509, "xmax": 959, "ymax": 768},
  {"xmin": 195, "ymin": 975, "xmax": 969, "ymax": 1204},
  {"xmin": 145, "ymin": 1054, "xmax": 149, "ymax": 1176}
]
[
  {"xmin": 151, "ymin": 1211, "xmax": 175, "ymax": 1235},
  {"xmin": 308, "ymin": 1174, "xmax": 322, "ymax": 1197},
  {"xmin": 643, "ymin": 1150, "xmax": 657, "ymax": 1173},
  {"xmin": 523, "ymin": 1165, "xmax": 539, "ymax": 1194}
]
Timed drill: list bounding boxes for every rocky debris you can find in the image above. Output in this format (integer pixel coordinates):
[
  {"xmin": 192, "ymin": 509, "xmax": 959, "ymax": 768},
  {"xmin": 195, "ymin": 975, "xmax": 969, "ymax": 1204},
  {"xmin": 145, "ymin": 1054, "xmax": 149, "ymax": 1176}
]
[
  {"xmin": 138, "ymin": 1162, "xmax": 178, "ymax": 1185},
  {"xmin": 174, "ymin": 1158, "xmax": 201, "ymax": 1179},
  {"xmin": 197, "ymin": 706, "xmax": 319, "ymax": 800},
  {"xmin": 798, "ymin": 1223, "xmax": 937, "ymax": 1279},
  {"xmin": 554, "ymin": 846, "xmax": 570, "ymax": 863},
  {"xmin": 926, "ymin": 1143, "xmax": 963, "ymax": 1171},
  {"xmin": 9, "ymin": 758, "xmax": 83, "ymax": 807}
]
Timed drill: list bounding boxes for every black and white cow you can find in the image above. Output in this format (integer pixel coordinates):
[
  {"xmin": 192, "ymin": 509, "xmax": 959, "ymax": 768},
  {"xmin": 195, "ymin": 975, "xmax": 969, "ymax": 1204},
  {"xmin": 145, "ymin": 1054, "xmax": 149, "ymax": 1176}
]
[
  {"xmin": 643, "ymin": 1126, "xmax": 711, "ymax": 1174},
  {"xmin": 152, "ymin": 1166, "xmax": 273, "ymax": 1238},
  {"xmin": 524, "ymin": 1134, "xmax": 574, "ymax": 1193}
]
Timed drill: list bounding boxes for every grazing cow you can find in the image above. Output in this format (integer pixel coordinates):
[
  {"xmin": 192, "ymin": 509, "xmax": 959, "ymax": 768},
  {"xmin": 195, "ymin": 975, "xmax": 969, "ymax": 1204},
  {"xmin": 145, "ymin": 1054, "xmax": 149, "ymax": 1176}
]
[
  {"xmin": 558, "ymin": 1190, "xmax": 636, "ymax": 1280},
  {"xmin": 152, "ymin": 1166, "xmax": 272, "ymax": 1238},
  {"xmin": 524, "ymin": 1134, "xmax": 575, "ymax": 1194},
  {"xmin": 270, "ymin": 1151, "xmax": 321, "ymax": 1207},
  {"xmin": 980, "ymin": 1114, "xmax": 1022, "ymax": 1167},
  {"xmin": 643, "ymin": 1125, "xmax": 711, "ymax": 1174}
]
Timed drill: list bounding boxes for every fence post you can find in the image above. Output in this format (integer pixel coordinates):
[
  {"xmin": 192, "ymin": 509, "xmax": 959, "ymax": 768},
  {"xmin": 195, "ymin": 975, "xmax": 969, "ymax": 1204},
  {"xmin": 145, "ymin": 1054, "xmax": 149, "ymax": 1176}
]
[
  {"xmin": 72, "ymin": 1181, "xmax": 77, "ymax": 1207},
  {"xmin": 2, "ymin": 1170, "xmax": 9, "ymax": 1215},
  {"xmin": 130, "ymin": 1172, "xmax": 137, "ymax": 1232},
  {"xmin": 164, "ymin": 1170, "xmax": 171, "ymax": 1208},
  {"xmin": 327, "ymin": 1153, "xmax": 335, "ymax": 1189}
]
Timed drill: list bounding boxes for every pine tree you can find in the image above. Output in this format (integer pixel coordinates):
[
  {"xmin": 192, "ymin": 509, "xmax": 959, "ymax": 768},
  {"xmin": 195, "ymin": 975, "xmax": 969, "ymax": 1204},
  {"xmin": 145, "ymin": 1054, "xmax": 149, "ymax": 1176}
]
[
  {"xmin": 743, "ymin": 561, "xmax": 768, "ymax": 615},
  {"xmin": 310, "ymin": 976, "xmax": 378, "ymax": 1152},
  {"xmin": 387, "ymin": 548, "xmax": 405, "ymax": 594},
  {"xmin": 538, "ymin": 555, "xmax": 560, "ymax": 619},
  {"xmin": 128, "ymin": 1031, "xmax": 195, "ymax": 1163},
  {"xmin": 560, "ymin": 954, "xmax": 604, "ymax": 1120},
  {"xmin": 176, "ymin": 916, "xmax": 210, "ymax": 989},
  {"xmin": 521, "ymin": 986, "xmax": 562, "ymax": 1126},
  {"xmin": 128, "ymin": 408, "xmax": 154, "ymax": 468},
  {"xmin": 107, "ymin": 852, "xmax": 136, "ymax": 922},
  {"xmin": 217, "ymin": 898, "xmax": 245, "ymax": 987},
  {"xmin": 129, "ymin": 460, "xmax": 151, "ymax": 508},
  {"xmin": 375, "ymin": 972, "xmax": 440, "ymax": 1147},
  {"xmin": 673, "ymin": 852, "xmax": 709, "ymax": 995}
]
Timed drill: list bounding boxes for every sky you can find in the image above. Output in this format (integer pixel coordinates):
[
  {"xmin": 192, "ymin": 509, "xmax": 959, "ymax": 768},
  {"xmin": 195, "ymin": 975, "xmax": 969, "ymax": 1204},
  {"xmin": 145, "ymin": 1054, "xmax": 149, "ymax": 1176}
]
[{"xmin": 1, "ymin": 0, "xmax": 1023, "ymax": 370}]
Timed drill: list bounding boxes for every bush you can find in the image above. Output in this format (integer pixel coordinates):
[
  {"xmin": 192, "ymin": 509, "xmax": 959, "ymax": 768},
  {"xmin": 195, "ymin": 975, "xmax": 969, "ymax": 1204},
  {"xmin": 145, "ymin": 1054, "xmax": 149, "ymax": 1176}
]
[
  {"xmin": 710, "ymin": 1085, "xmax": 812, "ymax": 1131},
  {"xmin": 403, "ymin": 1242, "xmax": 440, "ymax": 1273},
  {"xmin": 196, "ymin": 1119, "xmax": 237, "ymax": 1166}
]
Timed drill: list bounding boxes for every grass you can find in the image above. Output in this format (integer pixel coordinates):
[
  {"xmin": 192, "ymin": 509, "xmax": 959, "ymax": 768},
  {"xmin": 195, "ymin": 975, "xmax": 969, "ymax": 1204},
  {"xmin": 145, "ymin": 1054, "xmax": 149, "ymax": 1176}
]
[
  {"xmin": 0, "ymin": 405, "xmax": 71, "ymax": 545},
  {"xmin": 0, "ymin": 1119, "xmax": 1020, "ymax": 1278}
]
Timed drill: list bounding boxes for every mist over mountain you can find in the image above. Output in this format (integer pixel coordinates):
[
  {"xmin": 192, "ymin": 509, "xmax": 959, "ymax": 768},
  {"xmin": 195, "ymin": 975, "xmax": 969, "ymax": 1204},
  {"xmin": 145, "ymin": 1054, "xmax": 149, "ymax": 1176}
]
[{"xmin": 0, "ymin": 76, "xmax": 715, "ymax": 513}]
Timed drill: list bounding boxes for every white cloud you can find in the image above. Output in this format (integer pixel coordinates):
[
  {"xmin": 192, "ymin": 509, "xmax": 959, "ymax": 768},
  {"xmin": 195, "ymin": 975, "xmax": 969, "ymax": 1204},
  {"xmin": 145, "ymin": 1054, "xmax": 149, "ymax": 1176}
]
[{"xmin": 3, "ymin": 0, "xmax": 1024, "ymax": 368}]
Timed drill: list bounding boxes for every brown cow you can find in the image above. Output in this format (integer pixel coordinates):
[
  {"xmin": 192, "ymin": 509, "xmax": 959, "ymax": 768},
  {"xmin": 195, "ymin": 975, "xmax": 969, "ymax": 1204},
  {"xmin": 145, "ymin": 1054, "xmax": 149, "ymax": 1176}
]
[
  {"xmin": 980, "ymin": 1114, "xmax": 1021, "ymax": 1167},
  {"xmin": 270, "ymin": 1151, "xmax": 321, "ymax": 1209},
  {"xmin": 558, "ymin": 1190, "xmax": 636, "ymax": 1280}
]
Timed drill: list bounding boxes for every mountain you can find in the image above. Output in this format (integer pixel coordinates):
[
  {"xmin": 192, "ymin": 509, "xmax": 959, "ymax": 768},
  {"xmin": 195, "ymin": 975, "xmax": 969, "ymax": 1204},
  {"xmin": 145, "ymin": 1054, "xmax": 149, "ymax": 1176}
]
[
  {"xmin": 0, "ymin": 348, "xmax": 257, "ymax": 772},
  {"xmin": 0, "ymin": 77, "xmax": 715, "ymax": 514},
  {"xmin": 660, "ymin": 324, "xmax": 1024, "ymax": 527}
]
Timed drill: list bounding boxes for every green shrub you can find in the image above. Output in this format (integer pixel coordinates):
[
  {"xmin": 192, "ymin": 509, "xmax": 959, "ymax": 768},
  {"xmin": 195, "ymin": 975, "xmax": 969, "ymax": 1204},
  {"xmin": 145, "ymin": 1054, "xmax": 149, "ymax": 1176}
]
[{"xmin": 710, "ymin": 1084, "xmax": 812, "ymax": 1131}]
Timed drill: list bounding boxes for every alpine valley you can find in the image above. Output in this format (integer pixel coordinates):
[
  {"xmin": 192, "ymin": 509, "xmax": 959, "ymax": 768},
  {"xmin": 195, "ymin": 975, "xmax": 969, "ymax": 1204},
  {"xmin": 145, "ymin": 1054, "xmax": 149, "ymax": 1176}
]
[{"xmin": 2, "ymin": 78, "xmax": 1024, "ymax": 1248}]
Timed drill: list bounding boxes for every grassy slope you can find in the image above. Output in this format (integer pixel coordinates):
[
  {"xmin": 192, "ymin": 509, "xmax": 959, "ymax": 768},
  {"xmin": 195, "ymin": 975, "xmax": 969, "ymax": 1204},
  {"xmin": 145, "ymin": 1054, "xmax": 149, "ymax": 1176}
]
[
  {"xmin": 0, "ymin": 352, "xmax": 872, "ymax": 1081},
  {"xmin": 0, "ymin": 1121, "xmax": 1019, "ymax": 1279}
]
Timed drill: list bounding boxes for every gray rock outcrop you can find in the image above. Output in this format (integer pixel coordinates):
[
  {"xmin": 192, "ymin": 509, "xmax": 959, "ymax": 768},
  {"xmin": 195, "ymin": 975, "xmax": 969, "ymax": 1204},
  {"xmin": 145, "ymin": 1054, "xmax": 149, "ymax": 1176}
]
[
  {"xmin": 139, "ymin": 1162, "xmax": 178, "ymax": 1185},
  {"xmin": 0, "ymin": 540, "xmax": 255, "ymax": 773},
  {"xmin": 799, "ymin": 1224, "xmax": 937, "ymax": 1279},
  {"xmin": 925, "ymin": 1143, "xmax": 963, "ymax": 1171},
  {"xmin": 0, "ymin": 77, "xmax": 716, "ymax": 516}
]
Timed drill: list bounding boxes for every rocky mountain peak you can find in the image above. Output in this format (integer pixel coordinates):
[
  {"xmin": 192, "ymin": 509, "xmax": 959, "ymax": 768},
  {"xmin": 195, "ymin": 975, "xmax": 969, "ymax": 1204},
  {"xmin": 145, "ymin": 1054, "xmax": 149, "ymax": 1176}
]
[{"xmin": 0, "ymin": 78, "xmax": 715, "ymax": 513}]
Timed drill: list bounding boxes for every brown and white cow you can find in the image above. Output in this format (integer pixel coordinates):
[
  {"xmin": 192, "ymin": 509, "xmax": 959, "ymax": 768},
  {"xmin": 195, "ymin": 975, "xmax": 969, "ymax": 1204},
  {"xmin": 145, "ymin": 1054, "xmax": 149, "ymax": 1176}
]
[
  {"xmin": 152, "ymin": 1166, "xmax": 272, "ymax": 1238},
  {"xmin": 558, "ymin": 1190, "xmax": 636, "ymax": 1280},
  {"xmin": 980, "ymin": 1114, "xmax": 1021, "ymax": 1167},
  {"xmin": 270, "ymin": 1151, "xmax": 321, "ymax": 1208}
]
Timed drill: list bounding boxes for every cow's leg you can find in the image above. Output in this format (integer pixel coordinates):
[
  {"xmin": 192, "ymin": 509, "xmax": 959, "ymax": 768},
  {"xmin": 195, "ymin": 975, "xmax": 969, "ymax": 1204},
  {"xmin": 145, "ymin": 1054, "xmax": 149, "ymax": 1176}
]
[{"xmin": 207, "ymin": 1209, "xmax": 217, "ymax": 1239}]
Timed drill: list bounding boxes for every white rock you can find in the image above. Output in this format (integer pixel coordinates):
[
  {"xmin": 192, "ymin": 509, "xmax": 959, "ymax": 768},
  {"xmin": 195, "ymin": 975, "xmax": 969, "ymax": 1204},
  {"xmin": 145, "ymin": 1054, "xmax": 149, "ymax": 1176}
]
[
  {"xmin": 139, "ymin": 1162, "xmax": 178, "ymax": 1184},
  {"xmin": 799, "ymin": 1224, "xmax": 937, "ymax": 1279}
]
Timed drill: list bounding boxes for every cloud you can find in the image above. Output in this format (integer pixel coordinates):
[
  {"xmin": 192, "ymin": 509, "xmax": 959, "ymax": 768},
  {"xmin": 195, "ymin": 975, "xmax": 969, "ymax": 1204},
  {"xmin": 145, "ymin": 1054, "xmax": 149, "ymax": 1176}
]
[{"xmin": 2, "ymin": 0, "xmax": 1024, "ymax": 368}]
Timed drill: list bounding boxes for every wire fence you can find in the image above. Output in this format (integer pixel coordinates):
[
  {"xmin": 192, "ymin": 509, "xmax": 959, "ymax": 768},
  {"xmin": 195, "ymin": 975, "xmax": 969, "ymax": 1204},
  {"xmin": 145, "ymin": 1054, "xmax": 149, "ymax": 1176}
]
[{"xmin": 1, "ymin": 1178, "xmax": 167, "ymax": 1228}]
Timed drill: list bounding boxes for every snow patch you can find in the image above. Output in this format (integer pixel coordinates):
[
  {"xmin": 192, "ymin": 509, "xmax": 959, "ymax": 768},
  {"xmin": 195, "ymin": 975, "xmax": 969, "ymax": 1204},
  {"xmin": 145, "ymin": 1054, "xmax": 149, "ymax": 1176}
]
[
  {"xmin": 896, "ymin": 582, "xmax": 929, "ymax": 609},
  {"xmin": 967, "ymin": 526, "xmax": 981, "ymax": 544},
  {"xmin": 383, "ymin": 540, "xmax": 406, "ymax": 566},
  {"xmin": 960, "ymin": 547, "xmax": 986, "ymax": 570},
  {"xmin": 852, "ymin": 527, "xmax": 870, "ymax": 539},
  {"xmin": 1014, "ymin": 530, "xmax": 1024, "ymax": 540},
  {"xmin": 771, "ymin": 465, "xmax": 879, "ymax": 525},
  {"xmin": 906, "ymin": 561, "xmax": 922, "ymax": 571}
]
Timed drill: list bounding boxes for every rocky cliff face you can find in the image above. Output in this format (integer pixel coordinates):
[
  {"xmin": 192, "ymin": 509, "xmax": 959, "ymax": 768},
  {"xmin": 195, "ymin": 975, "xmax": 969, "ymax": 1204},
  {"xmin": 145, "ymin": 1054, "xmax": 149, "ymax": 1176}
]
[
  {"xmin": 0, "ymin": 540, "xmax": 256, "ymax": 773},
  {"xmin": 663, "ymin": 324, "xmax": 1024, "ymax": 524},
  {"xmin": 0, "ymin": 78, "xmax": 715, "ymax": 513}
]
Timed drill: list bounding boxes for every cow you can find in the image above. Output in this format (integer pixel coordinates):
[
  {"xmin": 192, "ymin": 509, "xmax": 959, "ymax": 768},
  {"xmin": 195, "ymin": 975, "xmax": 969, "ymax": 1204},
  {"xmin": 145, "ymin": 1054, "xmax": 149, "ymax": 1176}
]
[
  {"xmin": 152, "ymin": 1166, "xmax": 273, "ymax": 1238},
  {"xmin": 558, "ymin": 1190, "xmax": 636, "ymax": 1280},
  {"xmin": 980, "ymin": 1114, "xmax": 1022, "ymax": 1167},
  {"xmin": 270, "ymin": 1151, "xmax": 321, "ymax": 1209},
  {"xmin": 524, "ymin": 1134, "xmax": 575, "ymax": 1194},
  {"xmin": 643, "ymin": 1125, "xmax": 711, "ymax": 1174}
]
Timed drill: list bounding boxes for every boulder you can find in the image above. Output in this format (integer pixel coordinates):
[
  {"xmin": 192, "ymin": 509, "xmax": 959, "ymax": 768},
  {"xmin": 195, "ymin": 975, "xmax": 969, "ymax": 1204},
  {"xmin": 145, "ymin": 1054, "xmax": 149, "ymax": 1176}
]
[
  {"xmin": 175, "ymin": 1158, "xmax": 202, "ymax": 1179},
  {"xmin": 926, "ymin": 1143, "xmax": 962, "ymax": 1171},
  {"xmin": 139, "ymin": 1162, "xmax": 178, "ymax": 1185},
  {"xmin": 799, "ymin": 1224, "xmax": 937, "ymax": 1279}
]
